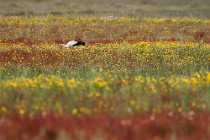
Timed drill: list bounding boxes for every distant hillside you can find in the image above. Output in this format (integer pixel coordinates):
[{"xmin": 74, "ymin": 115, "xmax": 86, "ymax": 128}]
[{"xmin": 0, "ymin": 0, "xmax": 210, "ymax": 17}]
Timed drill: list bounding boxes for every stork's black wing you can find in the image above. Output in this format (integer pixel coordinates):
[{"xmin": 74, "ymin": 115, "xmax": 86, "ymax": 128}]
[{"xmin": 73, "ymin": 41, "xmax": 86, "ymax": 46}]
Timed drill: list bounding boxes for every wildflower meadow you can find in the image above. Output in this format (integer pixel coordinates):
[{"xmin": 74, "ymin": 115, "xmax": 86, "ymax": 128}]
[{"xmin": 0, "ymin": 16, "xmax": 210, "ymax": 140}]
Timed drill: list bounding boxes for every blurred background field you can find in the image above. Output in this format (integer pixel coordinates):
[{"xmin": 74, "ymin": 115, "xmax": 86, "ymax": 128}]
[{"xmin": 0, "ymin": 0, "xmax": 210, "ymax": 17}]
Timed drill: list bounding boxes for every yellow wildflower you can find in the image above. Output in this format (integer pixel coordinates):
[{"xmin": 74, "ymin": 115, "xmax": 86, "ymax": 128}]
[{"xmin": 72, "ymin": 108, "xmax": 78, "ymax": 115}]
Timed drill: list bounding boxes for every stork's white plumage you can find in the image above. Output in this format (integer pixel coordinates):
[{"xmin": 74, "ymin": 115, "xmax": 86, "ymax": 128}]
[{"xmin": 61, "ymin": 40, "xmax": 86, "ymax": 48}]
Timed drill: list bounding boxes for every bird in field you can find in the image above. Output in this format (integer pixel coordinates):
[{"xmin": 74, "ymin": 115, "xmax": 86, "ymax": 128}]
[{"xmin": 61, "ymin": 40, "xmax": 86, "ymax": 48}]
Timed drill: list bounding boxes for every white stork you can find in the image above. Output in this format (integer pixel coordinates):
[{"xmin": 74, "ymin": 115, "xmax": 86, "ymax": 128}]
[{"xmin": 61, "ymin": 40, "xmax": 86, "ymax": 48}]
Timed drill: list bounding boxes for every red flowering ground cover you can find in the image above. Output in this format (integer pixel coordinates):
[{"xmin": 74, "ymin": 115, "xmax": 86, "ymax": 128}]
[{"xmin": 0, "ymin": 112, "xmax": 209, "ymax": 140}]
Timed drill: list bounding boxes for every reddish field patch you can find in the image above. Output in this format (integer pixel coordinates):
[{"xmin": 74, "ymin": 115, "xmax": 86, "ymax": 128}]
[
  {"xmin": 0, "ymin": 112, "xmax": 209, "ymax": 140},
  {"xmin": 0, "ymin": 49, "xmax": 64, "ymax": 66}
]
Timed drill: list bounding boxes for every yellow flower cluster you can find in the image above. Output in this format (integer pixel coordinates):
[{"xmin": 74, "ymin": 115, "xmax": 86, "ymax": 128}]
[{"xmin": 1, "ymin": 72, "xmax": 210, "ymax": 115}]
